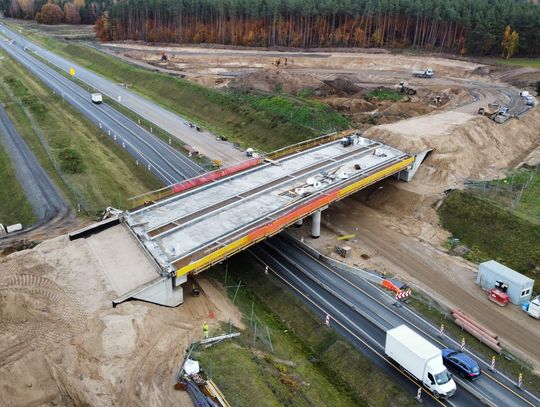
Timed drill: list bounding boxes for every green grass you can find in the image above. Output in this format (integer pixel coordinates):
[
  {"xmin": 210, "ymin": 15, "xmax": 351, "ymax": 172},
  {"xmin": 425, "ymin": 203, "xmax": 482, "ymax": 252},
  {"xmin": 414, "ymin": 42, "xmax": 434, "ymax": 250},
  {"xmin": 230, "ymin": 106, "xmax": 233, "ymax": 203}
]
[
  {"xmin": 0, "ymin": 141, "xmax": 36, "ymax": 227},
  {"xmin": 408, "ymin": 292, "xmax": 540, "ymax": 395},
  {"xmin": 194, "ymin": 255, "xmax": 414, "ymax": 407},
  {"xmin": 508, "ymin": 169, "xmax": 540, "ymax": 223},
  {"xmin": 491, "ymin": 58, "xmax": 540, "ymax": 69},
  {"xmin": 465, "ymin": 168, "xmax": 540, "ymax": 224},
  {"xmin": 0, "ymin": 51, "xmax": 162, "ymax": 217},
  {"xmin": 5, "ymin": 21, "xmax": 349, "ymax": 152},
  {"xmin": 438, "ymin": 191, "xmax": 540, "ymax": 293},
  {"xmin": 365, "ymin": 88, "xmax": 402, "ymax": 102}
]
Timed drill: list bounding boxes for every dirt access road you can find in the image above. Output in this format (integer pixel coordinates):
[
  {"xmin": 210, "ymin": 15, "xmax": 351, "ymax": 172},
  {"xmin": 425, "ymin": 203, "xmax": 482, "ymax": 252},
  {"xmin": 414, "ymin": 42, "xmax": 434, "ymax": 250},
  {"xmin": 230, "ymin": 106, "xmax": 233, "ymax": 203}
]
[
  {"xmin": 101, "ymin": 42, "xmax": 529, "ymax": 117},
  {"xmin": 0, "ymin": 105, "xmax": 78, "ymax": 251}
]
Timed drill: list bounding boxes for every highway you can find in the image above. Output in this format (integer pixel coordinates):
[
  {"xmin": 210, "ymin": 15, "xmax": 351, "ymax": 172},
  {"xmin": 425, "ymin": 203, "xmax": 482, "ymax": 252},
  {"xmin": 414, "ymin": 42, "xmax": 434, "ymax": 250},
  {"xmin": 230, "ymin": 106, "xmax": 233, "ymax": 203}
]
[
  {"xmin": 0, "ymin": 30, "xmax": 204, "ymax": 184},
  {"xmin": 250, "ymin": 234, "xmax": 540, "ymax": 407},
  {"xmin": 0, "ymin": 21, "xmax": 245, "ymax": 166},
  {"xmin": 1, "ymin": 21, "xmax": 538, "ymax": 406}
]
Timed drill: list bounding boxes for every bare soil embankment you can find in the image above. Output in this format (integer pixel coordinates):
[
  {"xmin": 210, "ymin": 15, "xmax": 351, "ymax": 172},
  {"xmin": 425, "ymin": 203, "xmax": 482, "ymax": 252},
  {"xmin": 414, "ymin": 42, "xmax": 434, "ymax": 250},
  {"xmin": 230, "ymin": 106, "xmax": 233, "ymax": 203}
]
[{"xmin": 0, "ymin": 226, "xmax": 242, "ymax": 406}]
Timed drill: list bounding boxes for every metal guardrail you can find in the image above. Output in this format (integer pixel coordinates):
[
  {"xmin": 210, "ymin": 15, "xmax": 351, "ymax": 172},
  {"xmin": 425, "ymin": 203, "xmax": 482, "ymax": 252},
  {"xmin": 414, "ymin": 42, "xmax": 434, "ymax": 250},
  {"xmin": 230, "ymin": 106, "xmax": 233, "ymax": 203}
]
[
  {"xmin": 266, "ymin": 131, "xmax": 350, "ymax": 160},
  {"xmin": 129, "ymin": 131, "xmax": 353, "ymax": 208}
]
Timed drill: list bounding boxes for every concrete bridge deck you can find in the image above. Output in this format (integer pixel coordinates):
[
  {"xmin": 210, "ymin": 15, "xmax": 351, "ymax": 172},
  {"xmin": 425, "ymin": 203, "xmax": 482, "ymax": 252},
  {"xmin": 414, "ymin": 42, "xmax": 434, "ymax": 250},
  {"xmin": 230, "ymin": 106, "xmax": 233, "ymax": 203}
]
[{"xmin": 124, "ymin": 135, "xmax": 414, "ymax": 289}]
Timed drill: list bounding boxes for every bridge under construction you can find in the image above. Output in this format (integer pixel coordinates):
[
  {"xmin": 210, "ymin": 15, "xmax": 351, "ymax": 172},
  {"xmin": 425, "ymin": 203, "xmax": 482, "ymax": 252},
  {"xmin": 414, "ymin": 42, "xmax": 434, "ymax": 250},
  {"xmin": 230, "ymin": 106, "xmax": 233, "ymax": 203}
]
[{"xmin": 73, "ymin": 133, "xmax": 425, "ymax": 307}]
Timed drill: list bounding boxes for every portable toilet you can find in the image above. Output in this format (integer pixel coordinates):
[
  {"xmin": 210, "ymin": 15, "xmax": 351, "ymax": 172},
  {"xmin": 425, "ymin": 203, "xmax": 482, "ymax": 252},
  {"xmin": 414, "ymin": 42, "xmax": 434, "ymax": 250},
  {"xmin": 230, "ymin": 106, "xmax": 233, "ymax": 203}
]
[{"xmin": 477, "ymin": 260, "xmax": 534, "ymax": 305}]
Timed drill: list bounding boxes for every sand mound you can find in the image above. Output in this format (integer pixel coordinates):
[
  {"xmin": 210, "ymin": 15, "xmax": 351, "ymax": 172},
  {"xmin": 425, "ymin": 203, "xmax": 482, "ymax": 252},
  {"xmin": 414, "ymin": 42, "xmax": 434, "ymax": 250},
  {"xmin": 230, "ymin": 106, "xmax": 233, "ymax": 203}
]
[
  {"xmin": 520, "ymin": 146, "xmax": 540, "ymax": 168},
  {"xmin": 322, "ymin": 76, "xmax": 362, "ymax": 95},
  {"xmin": 365, "ymin": 108, "xmax": 540, "ymax": 188},
  {"xmin": 229, "ymin": 69, "xmax": 322, "ymax": 94},
  {"xmin": 0, "ymin": 231, "xmax": 243, "ymax": 406},
  {"xmin": 322, "ymin": 97, "xmax": 376, "ymax": 112}
]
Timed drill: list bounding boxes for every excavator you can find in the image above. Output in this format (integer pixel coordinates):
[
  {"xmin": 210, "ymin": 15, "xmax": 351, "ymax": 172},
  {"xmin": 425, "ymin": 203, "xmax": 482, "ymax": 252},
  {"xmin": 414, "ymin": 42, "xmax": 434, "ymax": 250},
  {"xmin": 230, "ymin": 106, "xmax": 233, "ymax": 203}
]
[
  {"xmin": 397, "ymin": 81, "xmax": 417, "ymax": 95},
  {"xmin": 272, "ymin": 57, "xmax": 288, "ymax": 68}
]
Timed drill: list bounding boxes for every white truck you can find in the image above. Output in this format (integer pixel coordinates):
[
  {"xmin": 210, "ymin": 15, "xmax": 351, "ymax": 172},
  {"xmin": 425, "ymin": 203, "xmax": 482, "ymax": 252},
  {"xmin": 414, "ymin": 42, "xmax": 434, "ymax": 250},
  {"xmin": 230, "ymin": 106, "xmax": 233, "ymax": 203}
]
[
  {"xmin": 91, "ymin": 93, "xmax": 103, "ymax": 104},
  {"xmin": 0, "ymin": 223, "xmax": 22, "ymax": 235},
  {"xmin": 385, "ymin": 325, "xmax": 457, "ymax": 399},
  {"xmin": 413, "ymin": 68, "xmax": 434, "ymax": 78},
  {"xmin": 522, "ymin": 296, "xmax": 540, "ymax": 319}
]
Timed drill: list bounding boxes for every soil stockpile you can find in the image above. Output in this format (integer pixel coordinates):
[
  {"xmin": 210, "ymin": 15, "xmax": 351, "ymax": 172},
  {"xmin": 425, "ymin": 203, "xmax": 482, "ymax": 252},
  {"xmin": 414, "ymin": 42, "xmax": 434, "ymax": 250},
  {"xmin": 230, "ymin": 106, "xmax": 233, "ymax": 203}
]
[{"xmin": 365, "ymin": 109, "xmax": 540, "ymax": 188}]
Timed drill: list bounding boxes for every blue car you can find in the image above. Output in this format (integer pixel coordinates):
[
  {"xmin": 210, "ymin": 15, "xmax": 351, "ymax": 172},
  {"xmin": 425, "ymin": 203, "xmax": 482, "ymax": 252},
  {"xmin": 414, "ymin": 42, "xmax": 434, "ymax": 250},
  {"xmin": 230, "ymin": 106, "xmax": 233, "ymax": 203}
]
[{"xmin": 442, "ymin": 349, "xmax": 481, "ymax": 380}]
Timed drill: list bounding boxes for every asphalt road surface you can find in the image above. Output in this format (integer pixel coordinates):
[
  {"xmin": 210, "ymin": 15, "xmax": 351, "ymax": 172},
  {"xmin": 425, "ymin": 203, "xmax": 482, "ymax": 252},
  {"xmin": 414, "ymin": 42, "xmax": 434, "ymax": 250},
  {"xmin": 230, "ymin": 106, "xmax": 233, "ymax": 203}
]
[
  {"xmin": 0, "ymin": 105, "xmax": 69, "ymax": 224},
  {"xmin": 0, "ymin": 31, "xmax": 204, "ymax": 184},
  {"xmin": 250, "ymin": 234, "xmax": 540, "ymax": 407},
  {"xmin": 0, "ymin": 21, "xmax": 246, "ymax": 166}
]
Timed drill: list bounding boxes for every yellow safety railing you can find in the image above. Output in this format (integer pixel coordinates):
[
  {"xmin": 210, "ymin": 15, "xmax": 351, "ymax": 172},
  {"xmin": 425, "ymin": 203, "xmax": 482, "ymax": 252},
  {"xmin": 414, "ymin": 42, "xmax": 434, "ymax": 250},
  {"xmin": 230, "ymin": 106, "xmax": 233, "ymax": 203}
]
[
  {"xmin": 267, "ymin": 130, "xmax": 354, "ymax": 160},
  {"xmin": 129, "ymin": 186, "xmax": 175, "ymax": 209}
]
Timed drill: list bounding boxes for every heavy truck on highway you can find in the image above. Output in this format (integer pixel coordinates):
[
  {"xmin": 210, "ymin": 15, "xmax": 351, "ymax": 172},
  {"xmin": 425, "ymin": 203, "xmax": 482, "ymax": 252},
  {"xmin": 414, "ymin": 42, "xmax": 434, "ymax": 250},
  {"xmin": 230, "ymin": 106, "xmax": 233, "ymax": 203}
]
[{"xmin": 385, "ymin": 325, "xmax": 457, "ymax": 399}]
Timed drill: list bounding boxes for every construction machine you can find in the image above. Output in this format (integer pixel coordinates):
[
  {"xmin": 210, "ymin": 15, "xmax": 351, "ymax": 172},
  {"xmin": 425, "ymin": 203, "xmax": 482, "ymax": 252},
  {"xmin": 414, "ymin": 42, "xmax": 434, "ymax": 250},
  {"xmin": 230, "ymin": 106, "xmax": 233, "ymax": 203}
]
[
  {"xmin": 272, "ymin": 57, "xmax": 288, "ymax": 68},
  {"xmin": 397, "ymin": 81, "xmax": 417, "ymax": 95},
  {"xmin": 412, "ymin": 68, "xmax": 434, "ymax": 78},
  {"xmin": 477, "ymin": 106, "xmax": 500, "ymax": 119}
]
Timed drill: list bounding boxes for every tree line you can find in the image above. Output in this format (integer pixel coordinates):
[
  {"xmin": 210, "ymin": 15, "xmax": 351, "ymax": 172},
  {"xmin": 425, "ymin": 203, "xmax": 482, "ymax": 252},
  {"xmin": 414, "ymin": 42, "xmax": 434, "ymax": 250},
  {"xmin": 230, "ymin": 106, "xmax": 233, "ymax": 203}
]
[
  {"xmin": 2, "ymin": 0, "xmax": 540, "ymax": 56},
  {"xmin": 1, "ymin": 0, "xmax": 104, "ymax": 24}
]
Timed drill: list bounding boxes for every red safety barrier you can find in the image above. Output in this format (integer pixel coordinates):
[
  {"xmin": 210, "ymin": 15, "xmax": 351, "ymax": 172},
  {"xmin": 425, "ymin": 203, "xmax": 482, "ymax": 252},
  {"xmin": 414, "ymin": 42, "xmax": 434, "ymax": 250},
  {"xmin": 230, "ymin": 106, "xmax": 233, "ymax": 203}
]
[
  {"xmin": 172, "ymin": 158, "xmax": 261, "ymax": 194},
  {"xmin": 381, "ymin": 279, "xmax": 402, "ymax": 293},
  {"xmin": 395, "ymin": 288, "xmax": 412, "ymax": 300}
]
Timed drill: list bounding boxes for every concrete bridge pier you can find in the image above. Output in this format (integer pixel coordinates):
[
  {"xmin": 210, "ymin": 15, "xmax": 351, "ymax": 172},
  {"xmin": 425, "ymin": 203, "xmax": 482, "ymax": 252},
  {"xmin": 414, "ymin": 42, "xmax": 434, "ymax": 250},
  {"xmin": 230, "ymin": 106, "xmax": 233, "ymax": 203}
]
[{"xmin": 311, "ymin": 210, "xmax": 321, "ymax": 238}]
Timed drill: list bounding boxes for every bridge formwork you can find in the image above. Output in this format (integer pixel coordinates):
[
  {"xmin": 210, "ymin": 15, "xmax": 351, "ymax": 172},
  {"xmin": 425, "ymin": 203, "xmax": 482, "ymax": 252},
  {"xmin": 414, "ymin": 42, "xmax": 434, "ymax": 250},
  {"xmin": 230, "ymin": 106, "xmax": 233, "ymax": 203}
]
[{"xmin": 112, "ymin": 134, "xmax": 418, "ymax": 307}]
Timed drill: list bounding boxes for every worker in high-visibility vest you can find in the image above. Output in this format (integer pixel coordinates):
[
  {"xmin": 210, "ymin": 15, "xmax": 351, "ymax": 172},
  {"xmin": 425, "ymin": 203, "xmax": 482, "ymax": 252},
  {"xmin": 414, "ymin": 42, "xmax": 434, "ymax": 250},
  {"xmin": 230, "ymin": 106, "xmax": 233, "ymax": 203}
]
[{"xmin": 202, "ymin": 321, "xmax": 209, "ymax": 339}]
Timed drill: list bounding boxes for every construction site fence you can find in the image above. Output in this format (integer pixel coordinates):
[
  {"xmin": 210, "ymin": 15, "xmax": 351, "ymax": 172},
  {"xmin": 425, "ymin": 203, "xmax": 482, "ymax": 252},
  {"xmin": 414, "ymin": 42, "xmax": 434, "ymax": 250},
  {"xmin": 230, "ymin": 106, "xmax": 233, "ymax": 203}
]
[
  {"xmin": 266, "ymin": 131, "xmax": 351, "ymax": 160},
  {"xmin": 129, "ymin": 158, "xmax": 262, "ymax": 208},
  {"xmin": 464, "ymin": 166, "xmax": 538, "ymax": 222}
]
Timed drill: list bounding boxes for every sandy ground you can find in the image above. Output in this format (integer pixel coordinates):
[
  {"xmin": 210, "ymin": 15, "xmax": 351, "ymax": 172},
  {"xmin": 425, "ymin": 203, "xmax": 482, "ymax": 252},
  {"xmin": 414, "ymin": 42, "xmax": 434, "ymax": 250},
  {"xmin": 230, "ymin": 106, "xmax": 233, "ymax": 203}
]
[
  {"xmin": 291, "ymin": 106, "xmax": 540, "ymax": 369},
  {"xmin": 103, "ymin": 43, "xmax": 485, "ymax": 78},
  {"xmin": 100, "ymin": 41, "xmax": 539, "ymax": 133},
  {"xmin": 366, "ymin": 108, "xmax": 540, "ymax": 190},
  {"xmin": 0, "ymin": 226, "xmax": 243, "ymax": 406}
]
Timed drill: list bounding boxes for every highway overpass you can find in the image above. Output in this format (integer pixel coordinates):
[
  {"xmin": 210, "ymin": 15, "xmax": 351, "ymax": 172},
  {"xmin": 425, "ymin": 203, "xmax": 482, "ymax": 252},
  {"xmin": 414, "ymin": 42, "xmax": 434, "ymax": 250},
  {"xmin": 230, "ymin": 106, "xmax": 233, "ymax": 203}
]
[{"xmin": 103, "ymin": 133, "xmax": 421, "ymax": 307}]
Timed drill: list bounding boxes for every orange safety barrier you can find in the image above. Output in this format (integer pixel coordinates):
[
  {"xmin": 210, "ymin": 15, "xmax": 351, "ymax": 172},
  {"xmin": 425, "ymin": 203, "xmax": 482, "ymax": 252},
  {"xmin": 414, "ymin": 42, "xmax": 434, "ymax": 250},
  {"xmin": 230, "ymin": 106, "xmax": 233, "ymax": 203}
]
[{"xmin": 381, "ymin": 279, "xmax": 402, "ymax": 293}]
